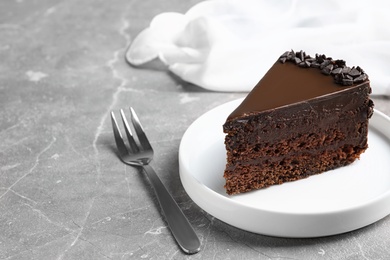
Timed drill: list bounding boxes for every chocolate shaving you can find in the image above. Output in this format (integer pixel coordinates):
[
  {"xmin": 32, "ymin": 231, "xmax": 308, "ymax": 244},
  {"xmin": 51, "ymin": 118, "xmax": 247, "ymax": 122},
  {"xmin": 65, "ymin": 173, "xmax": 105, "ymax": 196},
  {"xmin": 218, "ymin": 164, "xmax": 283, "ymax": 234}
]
[
  {"xmin": 341, "ymin": 67, "xmax": 351, "ymax": 74},
  {"xmin": 311, "ymin": 62, "xmax": 320, "ymax": 68},
  {"xmin": 297, "ymin": 50, "xmax": 305, "ymax": 61},
  {"xmin": 320, "ymin": 60, "xmax": 331, "ymax": 69},
  {"xmin": 321, "ymin": 66, "xmax": 332, "ymax": 75},
  {"xmin": 278, "ymin": 50, "xmax": 369, "ymax": 86},
  {"xmin": 348, "ymin": 67, "xmax": 361, "ymax": 77},
  {"xmin": 280, "ymin": 51, "xmax": 289, "ymax": 58},
  {"xmin": 331, "ymin": 67, "xmax": 343, "ymax": 75},
  {"xmin": 334, "ymin": 59, "xmax": 346, "ymax": 67},
  {"xmin": 342, "ymin": 78, "xmax": 354, "ymax": 86},
  {"xmin": 294, "ymin": 57, "xmax": 302, "ymax": 64},
  {"xmin": 279, "ymin": 57, "xmax": 287, "ymax": 63},
  {"xmin": 354, "ymin": 73, "xmax": 368, "ymax": 83}
]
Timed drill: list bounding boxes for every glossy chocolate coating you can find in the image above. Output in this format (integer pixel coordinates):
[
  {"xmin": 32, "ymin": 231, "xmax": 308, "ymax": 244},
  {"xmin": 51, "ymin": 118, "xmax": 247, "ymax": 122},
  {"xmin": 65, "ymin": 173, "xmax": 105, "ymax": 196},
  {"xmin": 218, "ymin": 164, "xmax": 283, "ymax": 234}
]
[{"xmin": 227, "ymin": 62, "xmax": 370, "ymax": 121}]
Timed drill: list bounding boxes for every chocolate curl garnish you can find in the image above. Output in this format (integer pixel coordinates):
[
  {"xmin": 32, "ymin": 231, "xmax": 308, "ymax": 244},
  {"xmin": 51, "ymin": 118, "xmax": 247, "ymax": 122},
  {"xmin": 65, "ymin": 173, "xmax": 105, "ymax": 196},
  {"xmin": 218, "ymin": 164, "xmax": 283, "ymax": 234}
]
[{"xmin": 279, "ymin": 50, "xmax": 369, "ymax": 86}]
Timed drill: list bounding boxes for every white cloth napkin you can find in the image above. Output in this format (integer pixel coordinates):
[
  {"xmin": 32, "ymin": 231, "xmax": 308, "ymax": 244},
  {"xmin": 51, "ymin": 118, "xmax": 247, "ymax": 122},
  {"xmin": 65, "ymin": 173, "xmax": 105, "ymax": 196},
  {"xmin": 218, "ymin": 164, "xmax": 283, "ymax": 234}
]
[{"xmin": 126, "ymin": 0, "xmax": 390, "ymax": 96}]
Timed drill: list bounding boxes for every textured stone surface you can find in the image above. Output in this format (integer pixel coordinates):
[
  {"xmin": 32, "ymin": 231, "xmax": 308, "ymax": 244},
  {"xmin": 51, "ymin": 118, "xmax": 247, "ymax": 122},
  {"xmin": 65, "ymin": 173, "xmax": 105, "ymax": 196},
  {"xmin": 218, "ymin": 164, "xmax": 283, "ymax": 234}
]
[{"xmin": 0, "ymin": 0, "xmax": 389, "ymax": 259}]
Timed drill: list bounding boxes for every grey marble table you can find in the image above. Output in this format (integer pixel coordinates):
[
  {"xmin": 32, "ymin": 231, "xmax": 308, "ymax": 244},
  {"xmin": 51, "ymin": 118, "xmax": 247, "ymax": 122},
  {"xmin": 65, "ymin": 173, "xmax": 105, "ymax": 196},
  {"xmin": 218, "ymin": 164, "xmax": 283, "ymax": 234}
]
[{"xmin": 1, "ymin": 1, "xmax": 390, "ymax": 259}]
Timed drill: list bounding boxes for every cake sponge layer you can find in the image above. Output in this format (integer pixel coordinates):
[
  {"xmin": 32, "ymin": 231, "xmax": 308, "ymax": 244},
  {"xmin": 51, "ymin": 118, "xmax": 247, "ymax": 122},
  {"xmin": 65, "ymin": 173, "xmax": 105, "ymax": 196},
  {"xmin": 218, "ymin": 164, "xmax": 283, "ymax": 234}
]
[{"xmin": 224, "ymin": 135, "xmax": 367, "ymax": 195}]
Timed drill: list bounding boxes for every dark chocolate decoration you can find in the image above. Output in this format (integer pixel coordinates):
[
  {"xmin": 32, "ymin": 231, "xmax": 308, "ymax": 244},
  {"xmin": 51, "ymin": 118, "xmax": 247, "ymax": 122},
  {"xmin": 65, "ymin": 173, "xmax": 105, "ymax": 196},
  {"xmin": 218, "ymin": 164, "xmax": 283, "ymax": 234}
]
[
  {"xmin": 331, "ymin": 67, "xmax": 342, "ymax": 75},
  {"xmin": 279, "ymin": 50, "xmax": 369, "ymax": 86}
]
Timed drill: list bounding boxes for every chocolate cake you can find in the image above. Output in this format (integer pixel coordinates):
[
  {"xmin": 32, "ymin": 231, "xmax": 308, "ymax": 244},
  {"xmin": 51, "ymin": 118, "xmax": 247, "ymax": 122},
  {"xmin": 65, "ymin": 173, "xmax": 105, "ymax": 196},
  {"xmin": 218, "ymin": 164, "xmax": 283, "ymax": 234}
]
[{"xmin": 223, "ymin": 50, "xmax": 374, "ymax": 195}]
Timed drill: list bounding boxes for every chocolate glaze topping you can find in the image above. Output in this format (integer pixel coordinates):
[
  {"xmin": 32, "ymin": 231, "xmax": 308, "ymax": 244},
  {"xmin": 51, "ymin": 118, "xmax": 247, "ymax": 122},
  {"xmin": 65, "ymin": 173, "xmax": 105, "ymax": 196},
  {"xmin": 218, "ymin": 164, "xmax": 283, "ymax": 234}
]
[{"xmin": 227, "ymin": 50, "xmax": 372, "ymax": 120}]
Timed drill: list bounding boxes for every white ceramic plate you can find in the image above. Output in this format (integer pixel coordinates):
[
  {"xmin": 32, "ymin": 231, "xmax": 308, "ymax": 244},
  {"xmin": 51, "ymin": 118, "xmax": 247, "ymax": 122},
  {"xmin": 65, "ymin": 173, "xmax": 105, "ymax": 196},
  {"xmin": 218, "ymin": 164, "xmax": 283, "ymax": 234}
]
[{"xmin": 179, "ymin": 99, "xmax": 390, "ymax": 238}]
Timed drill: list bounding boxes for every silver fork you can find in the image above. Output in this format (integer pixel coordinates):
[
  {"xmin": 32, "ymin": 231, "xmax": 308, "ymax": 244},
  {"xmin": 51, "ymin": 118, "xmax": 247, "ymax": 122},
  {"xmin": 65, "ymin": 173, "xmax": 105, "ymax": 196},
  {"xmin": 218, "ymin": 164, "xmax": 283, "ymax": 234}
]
[{"xmin": 110, "ymin": 107, "xmax": 201, "ymax": 254}]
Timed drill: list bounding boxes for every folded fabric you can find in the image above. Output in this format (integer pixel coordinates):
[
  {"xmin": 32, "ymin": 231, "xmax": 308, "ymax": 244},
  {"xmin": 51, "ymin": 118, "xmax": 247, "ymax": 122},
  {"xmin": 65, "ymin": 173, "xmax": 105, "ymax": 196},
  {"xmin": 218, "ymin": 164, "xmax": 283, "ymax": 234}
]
[{"xmin": 126, "ymin": 0, "xmax": 390, "ymax": 96}]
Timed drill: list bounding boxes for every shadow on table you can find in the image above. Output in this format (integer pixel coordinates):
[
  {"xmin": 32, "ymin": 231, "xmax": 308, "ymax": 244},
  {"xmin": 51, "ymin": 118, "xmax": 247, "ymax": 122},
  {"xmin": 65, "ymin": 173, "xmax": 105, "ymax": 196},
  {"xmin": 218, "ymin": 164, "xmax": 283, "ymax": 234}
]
[{"xmin": 204, "ymin": 213, "xmax": 389, "ymax": 252}]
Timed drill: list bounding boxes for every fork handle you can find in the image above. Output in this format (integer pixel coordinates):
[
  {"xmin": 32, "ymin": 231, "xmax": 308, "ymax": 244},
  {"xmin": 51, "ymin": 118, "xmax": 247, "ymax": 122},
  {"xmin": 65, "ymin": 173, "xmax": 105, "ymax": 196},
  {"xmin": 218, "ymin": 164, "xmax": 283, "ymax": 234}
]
[{"xmin": 142, "ymin": 164, "xmax": 201, "ymax": 254}]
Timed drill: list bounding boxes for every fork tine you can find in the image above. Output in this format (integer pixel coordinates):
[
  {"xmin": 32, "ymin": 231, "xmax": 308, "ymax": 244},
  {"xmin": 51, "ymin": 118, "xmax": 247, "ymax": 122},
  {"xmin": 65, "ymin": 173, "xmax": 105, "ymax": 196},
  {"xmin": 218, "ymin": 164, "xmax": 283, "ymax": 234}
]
[
  {"xmin": 129, "ymin": 107, "xmax": 153, "ymax": 152},
  {"xmin": 120, "ymin": 109, "xmax": 140, "ymax": 153},
  {"xmin": 110, "ymin": 111, "xmax": 129, "ymax": 159}
]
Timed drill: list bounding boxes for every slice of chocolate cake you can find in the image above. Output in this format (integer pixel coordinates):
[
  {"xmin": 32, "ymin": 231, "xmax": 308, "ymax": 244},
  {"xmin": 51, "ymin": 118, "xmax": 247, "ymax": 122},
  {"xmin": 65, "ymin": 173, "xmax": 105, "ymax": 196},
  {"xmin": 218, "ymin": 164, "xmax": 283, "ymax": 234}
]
[{"xmin": 223, "ymin": 50, "xmax": 374, "ymax": 195}]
